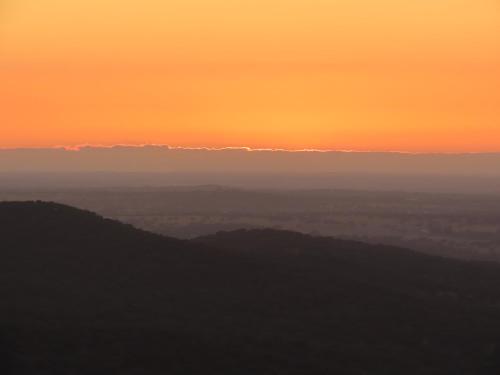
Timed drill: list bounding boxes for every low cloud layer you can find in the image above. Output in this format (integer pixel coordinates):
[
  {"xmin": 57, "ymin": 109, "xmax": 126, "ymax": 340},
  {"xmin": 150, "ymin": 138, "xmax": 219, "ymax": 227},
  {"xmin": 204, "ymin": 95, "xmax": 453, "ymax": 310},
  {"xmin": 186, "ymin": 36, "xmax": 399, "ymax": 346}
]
[{"xmin": 1, "ymin": 145, "xmax": 500, "ymax": 175}]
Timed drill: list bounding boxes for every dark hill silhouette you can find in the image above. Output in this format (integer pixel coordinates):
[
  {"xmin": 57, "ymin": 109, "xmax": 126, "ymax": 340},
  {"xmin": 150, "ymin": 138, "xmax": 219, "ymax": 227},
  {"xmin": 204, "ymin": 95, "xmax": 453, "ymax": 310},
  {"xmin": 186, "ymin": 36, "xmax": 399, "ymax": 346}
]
[
  {"xmin": 2, "ymin": 201, "xmax": 500, "ymax": 374},
  {"xmin": 195, "ymin": 229, "xmax": 500, "ymax": 296}
]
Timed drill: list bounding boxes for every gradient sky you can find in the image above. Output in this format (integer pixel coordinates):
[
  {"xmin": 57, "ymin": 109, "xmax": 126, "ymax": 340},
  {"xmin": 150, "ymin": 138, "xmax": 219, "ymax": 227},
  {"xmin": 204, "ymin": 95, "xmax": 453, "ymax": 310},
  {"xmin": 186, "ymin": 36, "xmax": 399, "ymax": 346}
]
[{"xmin": 1, "ymin": 0, "xmax": 499, "ymax": 151}]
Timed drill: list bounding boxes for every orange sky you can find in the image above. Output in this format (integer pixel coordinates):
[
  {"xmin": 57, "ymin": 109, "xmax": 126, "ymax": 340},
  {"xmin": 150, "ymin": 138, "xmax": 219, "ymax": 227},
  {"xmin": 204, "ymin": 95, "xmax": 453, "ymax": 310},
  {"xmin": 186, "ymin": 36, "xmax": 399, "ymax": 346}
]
[{"xmin": 1, "ymin": 0, "xmax": 499, "ymax": 152}]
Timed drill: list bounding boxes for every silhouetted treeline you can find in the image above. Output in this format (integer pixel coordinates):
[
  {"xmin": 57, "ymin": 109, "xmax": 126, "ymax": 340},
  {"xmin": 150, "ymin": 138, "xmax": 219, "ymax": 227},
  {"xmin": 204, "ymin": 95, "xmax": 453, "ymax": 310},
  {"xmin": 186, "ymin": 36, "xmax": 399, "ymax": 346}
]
[{"xmin": 4, "ymin": 188, "xmax": 500, "ymax": 261}]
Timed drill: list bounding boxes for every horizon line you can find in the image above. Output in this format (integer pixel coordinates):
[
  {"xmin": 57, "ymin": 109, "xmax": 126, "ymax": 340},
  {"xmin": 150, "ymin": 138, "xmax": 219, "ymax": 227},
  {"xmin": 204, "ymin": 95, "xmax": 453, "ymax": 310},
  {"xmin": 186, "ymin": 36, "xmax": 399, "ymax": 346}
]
[{"xmin": 1, "ymin": 144, "xmax": 500, "ymax": 155}]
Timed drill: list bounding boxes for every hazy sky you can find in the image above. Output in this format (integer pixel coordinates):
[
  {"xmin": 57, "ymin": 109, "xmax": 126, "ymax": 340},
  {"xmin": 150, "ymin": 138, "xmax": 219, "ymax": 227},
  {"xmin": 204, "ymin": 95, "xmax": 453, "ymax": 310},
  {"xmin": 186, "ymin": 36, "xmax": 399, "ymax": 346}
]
[{"xmin": 1, "ymin": 0, "xmax": 499, "ymax": 151}]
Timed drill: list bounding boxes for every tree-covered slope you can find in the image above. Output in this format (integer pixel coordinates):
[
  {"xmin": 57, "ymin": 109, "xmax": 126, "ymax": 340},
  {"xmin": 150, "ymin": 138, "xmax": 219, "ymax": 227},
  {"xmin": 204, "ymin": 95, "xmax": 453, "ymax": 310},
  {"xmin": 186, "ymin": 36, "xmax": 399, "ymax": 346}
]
[{"xmin": 1, "ymin": 202, "xmax": 500, "ymax": 374}]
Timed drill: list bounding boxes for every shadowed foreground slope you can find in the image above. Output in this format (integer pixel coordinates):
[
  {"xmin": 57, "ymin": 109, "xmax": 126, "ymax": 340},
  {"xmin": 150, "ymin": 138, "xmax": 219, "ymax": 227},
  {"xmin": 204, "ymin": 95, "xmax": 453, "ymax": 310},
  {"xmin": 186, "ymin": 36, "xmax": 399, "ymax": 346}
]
[{"xmin": 1, "ymin": 202, "xmax": 500, "ymax": 374}]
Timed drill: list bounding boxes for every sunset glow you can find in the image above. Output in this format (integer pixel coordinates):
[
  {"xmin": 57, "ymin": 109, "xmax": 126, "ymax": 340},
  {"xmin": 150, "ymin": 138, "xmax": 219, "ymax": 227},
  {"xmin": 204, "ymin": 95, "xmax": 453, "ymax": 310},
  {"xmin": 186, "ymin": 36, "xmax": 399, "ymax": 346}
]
[{"xmin": 1, "ymin": 0, "xmax": 499, "ymax": 152}]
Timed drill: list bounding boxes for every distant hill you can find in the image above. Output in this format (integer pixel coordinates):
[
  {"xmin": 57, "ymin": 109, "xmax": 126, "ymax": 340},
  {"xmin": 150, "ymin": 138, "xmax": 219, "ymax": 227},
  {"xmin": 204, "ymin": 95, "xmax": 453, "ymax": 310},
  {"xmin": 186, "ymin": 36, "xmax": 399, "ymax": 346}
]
[{"xmin": 2, "ymin": 202, "xmax": 500, "ymax": 374}]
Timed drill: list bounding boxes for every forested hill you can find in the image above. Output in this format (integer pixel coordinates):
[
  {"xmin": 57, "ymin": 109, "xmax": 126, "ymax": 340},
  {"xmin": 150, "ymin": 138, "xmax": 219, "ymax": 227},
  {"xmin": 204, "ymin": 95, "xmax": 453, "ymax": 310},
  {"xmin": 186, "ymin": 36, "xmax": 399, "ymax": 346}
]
[{"xmin": 2, "ymin": 201, "xmax": 500, "ymax": 374}]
